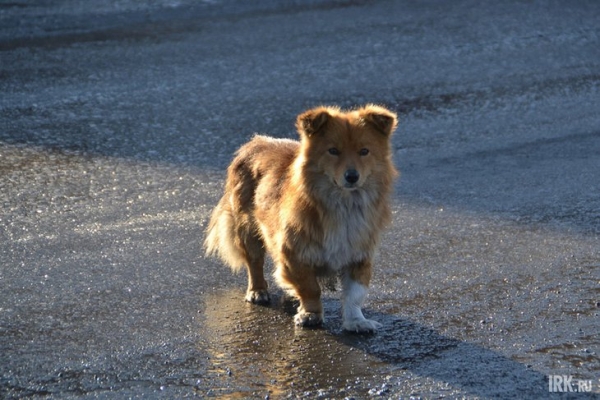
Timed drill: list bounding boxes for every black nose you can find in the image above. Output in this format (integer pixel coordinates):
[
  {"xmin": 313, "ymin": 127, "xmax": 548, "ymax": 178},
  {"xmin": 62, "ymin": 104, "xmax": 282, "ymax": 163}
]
[{"xmin": 344, "ymin": 169, "xmax": 360, "ymax": 184}]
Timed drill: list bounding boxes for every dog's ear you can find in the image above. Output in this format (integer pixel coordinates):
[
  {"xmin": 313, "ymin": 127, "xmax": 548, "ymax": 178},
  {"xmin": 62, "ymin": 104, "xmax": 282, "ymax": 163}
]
[
  {"xmin": 296, "ymin": 107, "xmax": 331, "ymax": 137},
  {"xmin": 360, "ymin": 105, "xmax": 398, "ymax": 136}
]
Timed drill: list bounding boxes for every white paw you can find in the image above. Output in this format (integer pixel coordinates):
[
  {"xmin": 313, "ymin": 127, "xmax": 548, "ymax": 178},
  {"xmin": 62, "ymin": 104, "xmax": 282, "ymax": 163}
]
[{"xmin": 342, "ymin": 318, "xmax": 382, "ymax": 333}]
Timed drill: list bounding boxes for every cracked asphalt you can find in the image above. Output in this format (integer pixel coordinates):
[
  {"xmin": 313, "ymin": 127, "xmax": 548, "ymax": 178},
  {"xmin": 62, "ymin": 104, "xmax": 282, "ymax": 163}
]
[{"xmin": 1, "ymin": 0, "xmax": 599, "ymax": 398}]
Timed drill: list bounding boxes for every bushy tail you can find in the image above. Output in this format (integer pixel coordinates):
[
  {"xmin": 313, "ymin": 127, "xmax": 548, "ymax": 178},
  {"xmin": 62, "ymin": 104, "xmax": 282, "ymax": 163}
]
[{"xmin": 204, "ymin": 196, "xmax": 246, "ymax": 271}]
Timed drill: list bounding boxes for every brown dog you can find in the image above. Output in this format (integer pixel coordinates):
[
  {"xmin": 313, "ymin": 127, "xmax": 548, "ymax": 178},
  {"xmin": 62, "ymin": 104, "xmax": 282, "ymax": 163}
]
[{"xmin": 205, "ymin": 105, "xmax": 398, "ymax": 332}]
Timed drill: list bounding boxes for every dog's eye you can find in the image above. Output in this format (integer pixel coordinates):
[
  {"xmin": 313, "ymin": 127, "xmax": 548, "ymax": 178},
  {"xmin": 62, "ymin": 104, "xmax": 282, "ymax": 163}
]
[
  {"xmin": 328, "ymin": 148, "xmax": 340, "ymax": 156},
  {"xmin": 359, "ymin": 148, "xmax": 369, "ymax": 156}
]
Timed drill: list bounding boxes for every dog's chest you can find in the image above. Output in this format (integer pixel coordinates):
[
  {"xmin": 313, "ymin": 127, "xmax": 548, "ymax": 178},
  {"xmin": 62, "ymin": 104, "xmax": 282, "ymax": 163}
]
[
  {"xmin": 313, "ymin": 196, "xmax": 377, "ymax": 270},
  {"xmin": 322, "ymin": 219, "xmax": 371, "ymax": 269}
]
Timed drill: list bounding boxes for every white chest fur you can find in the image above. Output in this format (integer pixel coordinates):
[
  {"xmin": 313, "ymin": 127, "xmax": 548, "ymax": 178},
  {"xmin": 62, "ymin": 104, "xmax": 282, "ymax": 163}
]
[{"xmin": 300, "ymin": 189, "xmax": 378, "ymax": 271}]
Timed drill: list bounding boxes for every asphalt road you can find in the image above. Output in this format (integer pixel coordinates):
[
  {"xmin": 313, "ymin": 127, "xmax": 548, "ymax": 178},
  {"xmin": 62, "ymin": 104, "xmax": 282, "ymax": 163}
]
[{"xmin": 1, "ymin": 0, "xmax": 599, "ymax": 398}]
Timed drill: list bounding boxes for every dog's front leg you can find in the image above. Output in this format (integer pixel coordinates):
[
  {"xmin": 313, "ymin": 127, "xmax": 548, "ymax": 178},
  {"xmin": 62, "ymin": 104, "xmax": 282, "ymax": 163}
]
[
  {"xmin": 341, "ymin": 261, "xmax": 382, "ymax": 333},
  {"xmin": 277, "ymin": 263, "xmax": 323, "ymax": 327}
]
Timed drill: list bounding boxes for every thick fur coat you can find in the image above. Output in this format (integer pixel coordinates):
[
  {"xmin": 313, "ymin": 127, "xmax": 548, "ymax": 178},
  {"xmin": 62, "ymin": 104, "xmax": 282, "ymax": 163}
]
[{"xmin": 205, "ymin": 105, "xmax": 398, "ymax": 332}]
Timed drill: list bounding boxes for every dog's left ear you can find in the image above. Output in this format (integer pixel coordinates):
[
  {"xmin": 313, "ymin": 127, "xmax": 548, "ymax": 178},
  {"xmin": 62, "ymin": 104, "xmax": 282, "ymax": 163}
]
[{"xmin": 360, "ymin": 105, "xmax": 398, "ymax": 137}]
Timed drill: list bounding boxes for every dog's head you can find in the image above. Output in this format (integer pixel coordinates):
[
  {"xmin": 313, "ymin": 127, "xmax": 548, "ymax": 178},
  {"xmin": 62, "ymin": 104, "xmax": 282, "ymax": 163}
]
[{"xmin": 296, "ymin": 105, "xmax": 398, "ymax": 191}]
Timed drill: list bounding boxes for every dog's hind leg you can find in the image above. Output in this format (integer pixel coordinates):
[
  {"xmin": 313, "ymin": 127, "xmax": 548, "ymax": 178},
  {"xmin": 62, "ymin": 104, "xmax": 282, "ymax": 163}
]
[
  {"xmin": 239, "ymin": 228, "xmax": 270, "ymax": 305},
  {"xmin": 205, "ymin": 198, "xmax": 270, "ymax": 304}
]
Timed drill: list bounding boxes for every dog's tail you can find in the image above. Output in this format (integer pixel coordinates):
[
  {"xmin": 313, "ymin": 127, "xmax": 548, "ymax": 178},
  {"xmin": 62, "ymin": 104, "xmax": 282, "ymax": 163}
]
[{"xmin": 204, "ymin": 195, "xmax": 246, "ymax": 271}]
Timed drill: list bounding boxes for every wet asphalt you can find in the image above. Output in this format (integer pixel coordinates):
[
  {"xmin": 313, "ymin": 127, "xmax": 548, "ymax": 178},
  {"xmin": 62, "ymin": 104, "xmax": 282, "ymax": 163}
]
[{"xmin": 1, "ymin": 0, "xmax": 599, "ymax": 398}]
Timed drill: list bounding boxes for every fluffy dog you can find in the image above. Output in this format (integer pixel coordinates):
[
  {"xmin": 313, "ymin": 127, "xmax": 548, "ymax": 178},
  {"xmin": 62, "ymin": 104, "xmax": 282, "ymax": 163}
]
[{"xmin": 205, "ymin": 105, "xmax": 398, "ymax": 332}]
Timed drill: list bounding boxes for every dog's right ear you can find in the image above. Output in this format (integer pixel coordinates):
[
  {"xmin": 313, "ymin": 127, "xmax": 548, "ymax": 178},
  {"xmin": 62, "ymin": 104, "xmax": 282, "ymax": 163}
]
[{"xmin": 296, "ymin": 107, "xmax": 331, "ymax": 137}]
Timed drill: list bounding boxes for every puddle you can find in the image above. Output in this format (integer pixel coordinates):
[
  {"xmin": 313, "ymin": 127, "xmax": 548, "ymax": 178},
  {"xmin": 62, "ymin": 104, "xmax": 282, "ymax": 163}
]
[{"xmin": 198, "ymin": 289, "xmax": 457, "ymax": 398}]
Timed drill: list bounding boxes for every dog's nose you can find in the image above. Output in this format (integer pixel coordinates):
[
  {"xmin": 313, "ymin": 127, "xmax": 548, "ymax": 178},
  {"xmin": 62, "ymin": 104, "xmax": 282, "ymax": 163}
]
[{"xmin": 344, "ymin": 169, "xmax": 360, "ymax": 184}]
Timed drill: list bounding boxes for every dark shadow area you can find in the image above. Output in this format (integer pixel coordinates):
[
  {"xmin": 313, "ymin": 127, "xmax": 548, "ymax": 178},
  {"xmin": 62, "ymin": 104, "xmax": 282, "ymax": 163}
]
[{"xmin": 200, "ymin": 289, "xmax": 598, "ymax": 398}]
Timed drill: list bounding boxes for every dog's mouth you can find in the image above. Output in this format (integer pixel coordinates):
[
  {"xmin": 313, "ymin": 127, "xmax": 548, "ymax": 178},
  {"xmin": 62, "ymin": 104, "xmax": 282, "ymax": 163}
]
[
  {"xmin": 330, "ymin": 174, "xmax": 362, "ymax": 191},
  {"xmin": 331, "ymin": 178, "xmax": 359, "ymax": 191}
]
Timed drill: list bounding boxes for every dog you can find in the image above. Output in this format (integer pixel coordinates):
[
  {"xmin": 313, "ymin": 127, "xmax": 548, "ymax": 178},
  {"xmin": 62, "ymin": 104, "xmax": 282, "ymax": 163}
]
[{"xmin": 204, "ymin": 105, "xmax": 398, "ymax": 333}]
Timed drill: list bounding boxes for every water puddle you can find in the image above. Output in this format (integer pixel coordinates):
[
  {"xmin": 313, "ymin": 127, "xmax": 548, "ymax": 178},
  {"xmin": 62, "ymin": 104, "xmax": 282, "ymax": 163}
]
[{"xmin": 198, "ymin": 289, "xmax": 457, "ymax": 398}]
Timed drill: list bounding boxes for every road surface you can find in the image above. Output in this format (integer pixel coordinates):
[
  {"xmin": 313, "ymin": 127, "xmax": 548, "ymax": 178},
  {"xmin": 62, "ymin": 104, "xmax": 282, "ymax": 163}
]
[{"xmin": 1, "ymin": 0, "xmax": 599, "ymax": 398}]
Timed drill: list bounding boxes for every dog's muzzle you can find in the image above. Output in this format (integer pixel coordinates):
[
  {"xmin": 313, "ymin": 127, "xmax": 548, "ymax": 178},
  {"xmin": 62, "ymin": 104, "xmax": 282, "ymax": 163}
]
[{"xmin": 344, "ymin": 169, "xmax": 360, "ymax": 187}]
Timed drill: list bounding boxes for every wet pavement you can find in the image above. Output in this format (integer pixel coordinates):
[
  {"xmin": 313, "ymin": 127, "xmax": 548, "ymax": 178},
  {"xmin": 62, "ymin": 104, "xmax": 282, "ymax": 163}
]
[{"xmin": 1, "ymin": 0, "xmax": 599, "ymax": 398}]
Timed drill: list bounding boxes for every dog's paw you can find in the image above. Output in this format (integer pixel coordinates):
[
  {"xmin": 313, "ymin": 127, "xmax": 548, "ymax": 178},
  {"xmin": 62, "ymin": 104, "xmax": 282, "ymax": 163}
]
[
  {"xmin": 342, "ymin": 318, "xmax": 382, "ymax": 334},
  {"xmin": 245, "ymin": 289, "xmax": 270, "ymax": 305},
  {"xmin": 294, "ymin": 311, "xmax": 323, "ymax": 327}
]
